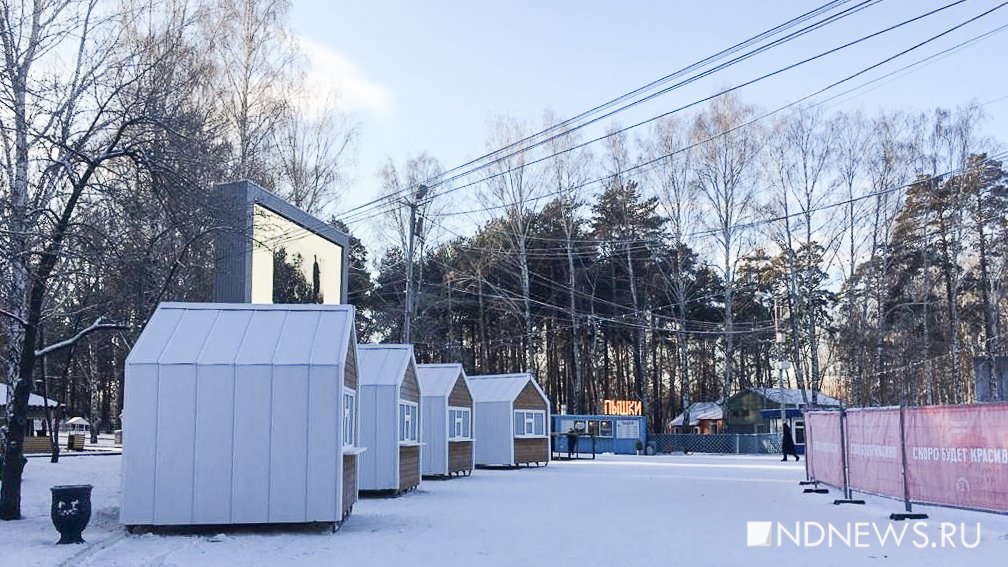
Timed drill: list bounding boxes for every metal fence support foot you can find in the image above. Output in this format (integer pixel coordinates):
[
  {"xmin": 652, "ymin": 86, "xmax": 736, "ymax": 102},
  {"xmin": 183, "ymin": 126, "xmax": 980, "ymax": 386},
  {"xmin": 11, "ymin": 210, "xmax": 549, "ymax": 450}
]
[{"xmin": 890, "ymin": 513, "xmax": 928, "ymax": 521}]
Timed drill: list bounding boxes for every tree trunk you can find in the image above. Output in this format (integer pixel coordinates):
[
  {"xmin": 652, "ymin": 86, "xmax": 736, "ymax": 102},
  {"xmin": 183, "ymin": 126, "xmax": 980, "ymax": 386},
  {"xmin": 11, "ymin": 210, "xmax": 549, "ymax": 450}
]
[
  {"xmin": 935, "ymin": 212, "xmax": 963, "ymax": 402},
  {"xmin": 975, "ymin": 189, "xmax": 999, "ymax": 400},
  {"xmin": 565, "ymin": 227, "xmax": 584, "ymax": 413}
]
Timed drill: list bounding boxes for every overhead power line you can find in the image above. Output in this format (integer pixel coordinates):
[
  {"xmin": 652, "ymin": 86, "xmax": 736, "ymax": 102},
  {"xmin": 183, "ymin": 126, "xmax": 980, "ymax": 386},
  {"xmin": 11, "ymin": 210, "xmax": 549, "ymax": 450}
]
[
  {"xmin": 341, "ymin": 0, "xmax": 972, "ymax": 226},
  {"xmin": 334, "ymin": 0, "xmax": 881, "ymax": 224}
]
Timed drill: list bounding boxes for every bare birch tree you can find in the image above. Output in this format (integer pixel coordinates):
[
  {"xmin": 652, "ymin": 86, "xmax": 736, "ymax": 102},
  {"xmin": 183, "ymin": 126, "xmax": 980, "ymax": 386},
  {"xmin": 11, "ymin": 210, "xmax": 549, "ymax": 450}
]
[
  {"xmin": 272, "ymin": 94, "xmax": 360, "ymax": 216},
  {"xmin": 692, "ymin": 93, "xmax": 761, "ymax": 400},
  {"xmin": 543, "ymin": 109, "xmax": 592, "ymax": 412},
  {"xmin": 648, "ymin": 116, "xmax": 701, "ymax": 426},
  {"xmin": 832, "ymin": 110, "xmax": 871, "ymax": 404},
  {"xmin": 764, "ymin": 105, "xmax": 836, "ymax": 405},
  {"xmin": 0, "ymin": 0, "xmax": 184, "ymax": 519},
  {"xmin": 864, "ymin": 112, "xmax": 914, "ymax": 405},
  {"xmin": 480, "ymin": 115, "xmax": 541, "ymax": 373},
  {"xmin": 206, "ymin": 0, "xmax": 295, "ymax": 182}
]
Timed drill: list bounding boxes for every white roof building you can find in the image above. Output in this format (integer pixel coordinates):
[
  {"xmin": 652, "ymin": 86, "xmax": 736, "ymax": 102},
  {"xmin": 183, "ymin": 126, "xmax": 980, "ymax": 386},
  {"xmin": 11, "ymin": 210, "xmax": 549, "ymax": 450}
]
[
  {"xmin": 0, "ymin": 383, "xmax": 59, "ymax": 410},
  {"xmin": 356, "ymin": 344, "xmax": 423, "ymax": 493},
  {"xmin": 416, "ymin": 363, "xmax": 474, "ymax": 477},
  {"xmin": 747, "ymin": 387, "xmax": 842, "ymax": 407},
  {"xmin": 669, "ymin": 400, "xmax": 724, "ymax": 426},
  {"xmin": 468, "ymin": 373, "xmax": 550, "ymax": 467},
  {"xmin": 120, "ymin": 302, "xmax": 361, "ymax": 528}
]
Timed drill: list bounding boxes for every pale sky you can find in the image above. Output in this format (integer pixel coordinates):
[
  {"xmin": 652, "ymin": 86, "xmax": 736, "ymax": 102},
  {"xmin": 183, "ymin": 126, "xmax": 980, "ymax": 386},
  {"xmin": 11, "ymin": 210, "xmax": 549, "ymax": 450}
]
[{"xmin": 289, "ymin": 0, "xmax": 1008, "ymax": 248}]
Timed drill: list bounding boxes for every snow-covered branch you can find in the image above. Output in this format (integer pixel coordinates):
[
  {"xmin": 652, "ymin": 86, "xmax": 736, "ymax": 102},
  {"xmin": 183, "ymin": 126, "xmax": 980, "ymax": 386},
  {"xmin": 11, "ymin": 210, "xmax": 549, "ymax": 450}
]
[
  {"xmin": 34, "ymin": 317, "xmax": 128, "ymax": 358},
  {"xmin": 0, "ymin": 308, "xmax": 27, "ymax": 327}
]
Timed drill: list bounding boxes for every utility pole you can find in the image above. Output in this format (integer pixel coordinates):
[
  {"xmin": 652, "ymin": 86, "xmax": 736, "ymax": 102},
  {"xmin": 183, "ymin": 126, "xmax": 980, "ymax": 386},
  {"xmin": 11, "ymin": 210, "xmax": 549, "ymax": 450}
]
[
  {"xmin": 402, "ymin": 184, "xmax": 429, "ymax": 344},
  {"xmin": 773, "ymin": 293, "xmax": 788, "ymax": 428},
  {"xmin": 445, "ymin": 270, "xmax": 458, "ymax": 360},
  {"xmin": 760, "ymin": 290, "xmax": 789, "ymax": 430}
]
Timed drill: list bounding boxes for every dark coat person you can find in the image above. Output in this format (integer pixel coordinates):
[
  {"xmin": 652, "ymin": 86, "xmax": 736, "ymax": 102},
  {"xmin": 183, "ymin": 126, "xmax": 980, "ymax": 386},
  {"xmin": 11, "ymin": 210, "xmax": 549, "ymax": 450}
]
[
  {"xmin": 782, "ymin": 422, "xmax": 799, "ymax": 461},
  {"xmin": 566, "ymin": 429, "xmax": 578, "ymax": 458}
]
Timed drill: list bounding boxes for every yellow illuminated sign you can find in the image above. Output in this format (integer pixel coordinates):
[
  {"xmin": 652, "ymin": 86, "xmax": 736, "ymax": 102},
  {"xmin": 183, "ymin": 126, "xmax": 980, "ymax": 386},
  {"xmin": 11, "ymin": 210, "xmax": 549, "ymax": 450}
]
[{"xmin": 603, "ymin": 399, "xmax": 642, "ymax": 416}]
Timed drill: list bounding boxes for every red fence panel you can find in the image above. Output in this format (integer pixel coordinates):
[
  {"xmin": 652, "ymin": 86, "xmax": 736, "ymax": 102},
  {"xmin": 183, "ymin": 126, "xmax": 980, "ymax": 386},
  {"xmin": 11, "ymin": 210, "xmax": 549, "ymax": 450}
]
[
  {"xmin": 903, "ymin": 403, "xmax": 1008, "ymax": 513},
  {"xmin": 844, "ymin": 407, "xmax": 903, "ymax": 498},
  {"xmin": 804, "ymin": 411, "xmax": 844, "ymax": 488}
]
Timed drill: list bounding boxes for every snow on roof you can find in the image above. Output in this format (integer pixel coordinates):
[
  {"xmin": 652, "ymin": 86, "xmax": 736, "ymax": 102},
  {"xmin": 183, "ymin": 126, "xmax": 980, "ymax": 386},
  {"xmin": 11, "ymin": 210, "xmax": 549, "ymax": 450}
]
[
  {"xmin": 126, "ymin": 302, "xmax": 356, "ymax": 367},
  {"xmin": 0, "ymin": 383, "xmax": 60, "ymax": 409},
  {"xmin": 416, "ymin": 363, "xmax": 466, "ymax": 397},
  {"xmin": 65, "ymin": 416, "xmax": 90, "ymax": 426},
  {"xmin": 357, "ymin": 344, "xmax": 415, "ymax": 386},
  {"xmin": 746, "ymin": 387, "xmax": 841, "ymax": 407},
  {"xmin": 468, "ymin": 373, "xmax": 546, "ymax": 404},
  {"xmin": 669, "ymin": 400, "xmax": 723, "ymax": 426}
]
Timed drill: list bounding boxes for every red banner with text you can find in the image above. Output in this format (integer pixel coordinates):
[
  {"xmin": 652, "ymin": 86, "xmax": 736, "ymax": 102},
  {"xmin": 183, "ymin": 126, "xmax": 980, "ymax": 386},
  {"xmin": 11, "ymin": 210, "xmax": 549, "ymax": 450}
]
[
  {"xmin": 804, "ymin": 411, "xmax": 843, "ymax": 488},
  {"xmin": 903, "ymin": 403, "xmax": 1008, "ymax": 513},
  {"xmin": 844, "ymin": 407, "xmax": 903, "ymax": 498},
  {"xmin": 805, "ymin": 403, "xmax": 1008, "ymax": 514}
]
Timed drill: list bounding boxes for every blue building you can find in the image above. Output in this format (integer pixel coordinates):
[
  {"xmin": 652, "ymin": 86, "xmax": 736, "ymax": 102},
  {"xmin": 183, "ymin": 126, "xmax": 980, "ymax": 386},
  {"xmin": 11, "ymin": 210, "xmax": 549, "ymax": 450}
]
[{"xmin": 551, "ymin": 414, "xmax": 647, "ymax": 455}]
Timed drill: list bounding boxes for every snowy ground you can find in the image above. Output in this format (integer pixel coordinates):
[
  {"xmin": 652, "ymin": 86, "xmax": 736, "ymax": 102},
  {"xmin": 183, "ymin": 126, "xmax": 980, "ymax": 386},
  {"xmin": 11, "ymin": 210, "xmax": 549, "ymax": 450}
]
[{"xmin": 5, "ymin": 453, "xmax": 1008, "ymax": 566}]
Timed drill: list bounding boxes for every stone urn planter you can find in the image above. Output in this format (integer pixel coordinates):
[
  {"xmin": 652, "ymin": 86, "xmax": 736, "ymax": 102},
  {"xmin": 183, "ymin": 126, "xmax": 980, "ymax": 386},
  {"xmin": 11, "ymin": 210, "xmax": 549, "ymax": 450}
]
[{"xmin": 50, "ymin": 484, "xmax": 93, "ymax": 544}]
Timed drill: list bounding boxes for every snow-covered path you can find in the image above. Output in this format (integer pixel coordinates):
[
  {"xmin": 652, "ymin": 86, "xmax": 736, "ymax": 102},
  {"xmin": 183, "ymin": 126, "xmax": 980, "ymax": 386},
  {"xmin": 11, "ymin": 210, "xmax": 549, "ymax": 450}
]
[{"xmin": 5, "ymin": 453, "xmax": 1008, "ymax": 566}]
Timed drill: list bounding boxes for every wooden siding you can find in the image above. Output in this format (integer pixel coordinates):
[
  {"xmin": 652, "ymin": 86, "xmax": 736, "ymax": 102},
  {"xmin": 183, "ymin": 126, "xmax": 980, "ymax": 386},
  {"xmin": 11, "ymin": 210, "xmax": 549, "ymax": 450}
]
[
  {"xmin": 399, "ymin": 445, "xmax": 420, "ymax": 491},
  {"xmin": 513, "ymin": 380, "xmax": 546, "ymax": 410},
  {"xmin": 448, "ymin": 441, "xmax": 473, "ymax": 474},
  {"xmin": 447, "ymin": 376, "xmax": 472, "ymax": 408},
  {"xmin": 342, "ymin": 453, "xmax": 357, "ymax": 518},
  {"xmin": 23, "ymin": 436, "xmax": 52, "ymax": 454},
  {"xmin": 514, "ymin": 438, "xmax": 549, "ymax": 464},
  {"xmin": 400, "ymin": 363, "xmax": 420, "ymax": 403},
  {"xmin": 344, "ymin": 343, "xmax": 357, "ymax": 390}
]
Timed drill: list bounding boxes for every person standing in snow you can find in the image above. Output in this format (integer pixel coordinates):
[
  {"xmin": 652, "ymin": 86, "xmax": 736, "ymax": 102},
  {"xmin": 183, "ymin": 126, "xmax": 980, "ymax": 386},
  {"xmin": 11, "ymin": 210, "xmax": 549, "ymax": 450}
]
[
  {"xmin": 781, "ymin": 422, "xmax": 799, "ymax": 461},
  {"xmin": 566, "ymin": 428, "xmax": 578, "ymax": 459}
]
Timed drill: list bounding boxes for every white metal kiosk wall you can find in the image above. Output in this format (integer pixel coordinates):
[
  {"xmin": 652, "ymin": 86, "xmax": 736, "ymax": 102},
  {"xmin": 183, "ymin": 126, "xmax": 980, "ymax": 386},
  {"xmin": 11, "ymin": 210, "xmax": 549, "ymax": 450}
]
[{"xmin": 120, "ymin": 303, "xmax": 359, "ymax": 527}]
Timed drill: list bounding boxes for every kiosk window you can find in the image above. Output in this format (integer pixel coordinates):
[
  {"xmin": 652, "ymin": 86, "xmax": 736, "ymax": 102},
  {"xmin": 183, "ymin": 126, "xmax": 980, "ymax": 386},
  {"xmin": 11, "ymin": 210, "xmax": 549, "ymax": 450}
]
[
  {"xmin": 587, "ymin": 419, "xmax": 614, "ymax": 437},
  {"xmin": 343, "ymin": 390, "xmax": 356, "ymax": 447},
  {"xmin": 399, "ymin": 401, "xmax": 418, "ymax": 443},
  {"xmin": 514, "ymin": 410, "xmax": 547, "ymax": 437},
  {"xmin": 448, "ymin": 407, "xmax": 471, "ymax": 440}
]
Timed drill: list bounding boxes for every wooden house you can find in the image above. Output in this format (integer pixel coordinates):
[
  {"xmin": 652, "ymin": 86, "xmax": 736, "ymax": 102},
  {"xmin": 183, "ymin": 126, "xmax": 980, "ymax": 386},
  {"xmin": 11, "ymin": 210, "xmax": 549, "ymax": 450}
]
[
  {"xmin": 725, "ymin": 387, "xmax": 841, "ymax": 443},
  {"xmin": 0, "ymin": 383, "xmax": 59, "ymax": 454}
]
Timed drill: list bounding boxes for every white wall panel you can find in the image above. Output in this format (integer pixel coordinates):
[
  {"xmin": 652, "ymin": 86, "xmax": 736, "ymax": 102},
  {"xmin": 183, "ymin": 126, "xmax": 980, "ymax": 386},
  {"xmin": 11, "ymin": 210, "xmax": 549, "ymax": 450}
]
[
  {"xmin": 306, "ymin": 365, "xmax": 339, "ymax": 520},
  {"xmin": 269, "ymin": 366, "xmax": 309, "ymax": 522},
  {"xmin": 192, "ymin": 365, "xmax": 234, "ymax": 523},
  {"xmin": 473, "ymin": 401, "xmax": 513, "ymax": 466},
  {"xmin": 153, "ymin": 365, "xmax": 197, "ymax": 524},
  {"xmin": 421, "ymin": 397, "xmax": 447, "ymax": 475},
  {"xmin": 120, "ymin": 364, "xmax": 159, "ymax": 524},
  {"xmin": 231, "ymin": 365, "xmax": 272, "ymax": 523}
]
